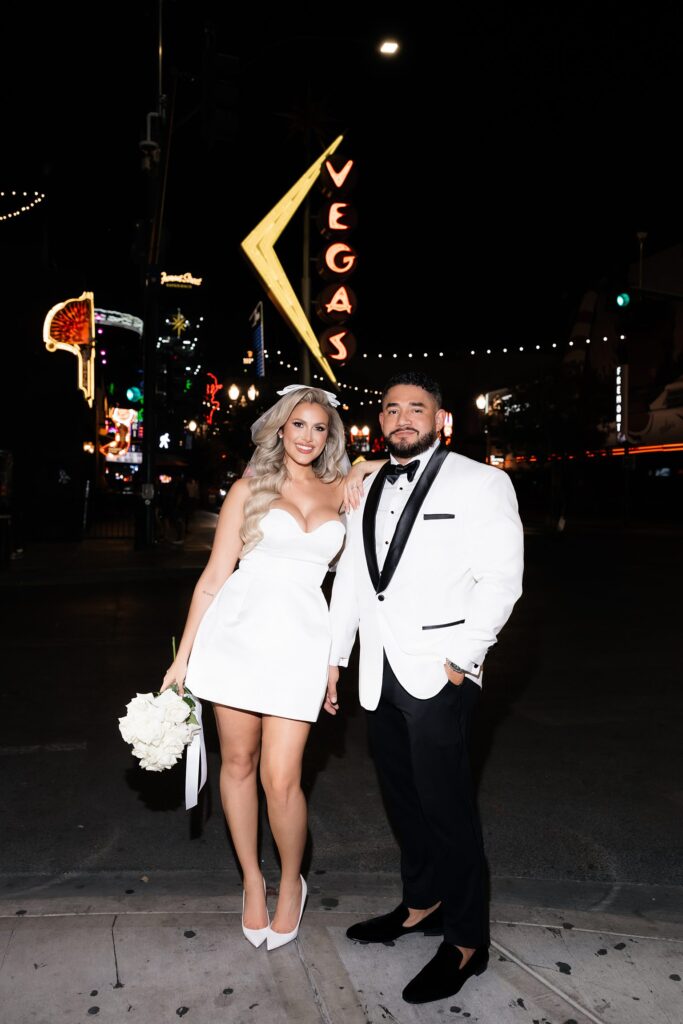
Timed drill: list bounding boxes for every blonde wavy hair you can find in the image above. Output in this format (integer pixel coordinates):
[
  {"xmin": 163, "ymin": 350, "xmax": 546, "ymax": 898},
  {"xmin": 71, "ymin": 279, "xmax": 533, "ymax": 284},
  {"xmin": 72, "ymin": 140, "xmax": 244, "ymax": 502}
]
[{"xmin": 240, "ymin": 388, "xmax": 348, "ymax": 556}]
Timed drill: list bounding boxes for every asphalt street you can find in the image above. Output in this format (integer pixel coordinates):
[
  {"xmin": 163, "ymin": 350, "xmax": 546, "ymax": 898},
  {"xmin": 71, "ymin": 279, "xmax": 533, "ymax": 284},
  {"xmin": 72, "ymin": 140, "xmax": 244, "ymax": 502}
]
[{"xmin": 0, "ymin": 525, "xmax": 680, "ymax": 890}]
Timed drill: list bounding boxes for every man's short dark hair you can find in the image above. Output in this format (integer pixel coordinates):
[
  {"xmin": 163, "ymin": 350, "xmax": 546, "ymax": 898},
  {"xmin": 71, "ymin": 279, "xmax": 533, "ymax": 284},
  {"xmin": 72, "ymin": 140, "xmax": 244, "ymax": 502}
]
[{"xmin": 381, "ymin": 371, "xmax": 442, "ymax": 408}]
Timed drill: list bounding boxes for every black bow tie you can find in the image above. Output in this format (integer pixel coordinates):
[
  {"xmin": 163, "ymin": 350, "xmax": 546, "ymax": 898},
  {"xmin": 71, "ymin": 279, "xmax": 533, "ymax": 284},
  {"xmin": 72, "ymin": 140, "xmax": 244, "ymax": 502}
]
[{"xmin": 386, "ymin": 460, "xmax": 419, "ymax": 484}]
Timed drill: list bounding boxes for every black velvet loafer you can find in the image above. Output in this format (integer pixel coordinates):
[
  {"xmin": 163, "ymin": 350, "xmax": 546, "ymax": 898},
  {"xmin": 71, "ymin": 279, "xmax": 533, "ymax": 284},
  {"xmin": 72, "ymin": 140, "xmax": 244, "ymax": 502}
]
[
  {"xmin": 402, "ymin": 941, "xmax": 489, "ymax": 1004},
  {"xmin": 346, "ymin": 903, "xmax": 443, "ymax": 943}
]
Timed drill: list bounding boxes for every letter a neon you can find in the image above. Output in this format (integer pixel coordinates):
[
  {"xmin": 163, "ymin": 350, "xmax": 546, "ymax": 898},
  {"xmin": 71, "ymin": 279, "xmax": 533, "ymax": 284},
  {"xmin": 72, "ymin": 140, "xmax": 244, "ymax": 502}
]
[{"xmin": 325, "ymin": 287, "xmax": 354, "ymax": 315}]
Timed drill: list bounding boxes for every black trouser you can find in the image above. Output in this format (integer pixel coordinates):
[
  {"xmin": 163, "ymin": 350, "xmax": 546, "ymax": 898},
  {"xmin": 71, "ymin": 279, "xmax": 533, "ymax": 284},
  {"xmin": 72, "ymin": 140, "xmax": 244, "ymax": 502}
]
[{"xmin": 365, "ymin": 655, "xmax": 488, "ymax": 948}]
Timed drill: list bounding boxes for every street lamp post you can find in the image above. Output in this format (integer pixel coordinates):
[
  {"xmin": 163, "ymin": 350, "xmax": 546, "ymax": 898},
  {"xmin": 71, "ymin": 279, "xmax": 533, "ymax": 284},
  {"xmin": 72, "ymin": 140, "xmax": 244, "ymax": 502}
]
[
  {"xmin": 475, "ymin": 393, "xmax": 490, "ymax": 463},
  {"xmin": 226, "ymin": 381, "xmax": 260, "ymax": 407},
  {"xmin": 136, "ymin": 0, "xmax": 169, "ymax": 549}
]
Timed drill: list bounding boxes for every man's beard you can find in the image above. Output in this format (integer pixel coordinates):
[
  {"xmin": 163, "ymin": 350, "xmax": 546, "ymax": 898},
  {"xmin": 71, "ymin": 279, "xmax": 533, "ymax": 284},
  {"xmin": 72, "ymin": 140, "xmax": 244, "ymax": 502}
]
[{"xmin": 385, "ymin": 428, "xmax": 438, "ymax": 459}]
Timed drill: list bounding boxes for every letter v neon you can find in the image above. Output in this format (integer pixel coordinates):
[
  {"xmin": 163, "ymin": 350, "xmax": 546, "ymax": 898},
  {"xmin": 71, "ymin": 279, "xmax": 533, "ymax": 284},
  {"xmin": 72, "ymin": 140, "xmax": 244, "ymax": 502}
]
[{"xmin": 325, "ymin": 159, "xmax": 354, "ymax": 188}]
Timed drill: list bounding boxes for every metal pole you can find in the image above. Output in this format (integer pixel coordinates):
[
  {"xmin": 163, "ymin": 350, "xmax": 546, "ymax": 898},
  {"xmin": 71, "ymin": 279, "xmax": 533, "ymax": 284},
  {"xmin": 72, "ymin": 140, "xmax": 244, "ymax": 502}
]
[
  {"xmin": 137, "ymin": 0, "xmax": 167, "ymax": 548},
  {"xmin": 299, "ymin": 77, "xmax": 313, "ymax": 386},
  {"xmin": 301, "ymin": 193, "xmax": 312, "ymax": 384},
  {"xmin": 157, "ymin": 0, "xmax": 164, "ymax": 101},
  {"xmin": 622, "ymin": 362, "xmax": 630, "ymax": 525},
  {"xmin": 637, "ymin": 231, "xmax": 647, "ymax": 291}
]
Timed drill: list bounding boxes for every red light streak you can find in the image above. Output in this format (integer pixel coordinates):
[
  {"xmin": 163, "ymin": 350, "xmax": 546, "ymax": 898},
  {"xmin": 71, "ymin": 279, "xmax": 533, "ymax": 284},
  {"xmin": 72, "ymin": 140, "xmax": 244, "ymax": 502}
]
[{"xmin": 205, "ymin": 372, "xmax": 224, "ymax": 425}]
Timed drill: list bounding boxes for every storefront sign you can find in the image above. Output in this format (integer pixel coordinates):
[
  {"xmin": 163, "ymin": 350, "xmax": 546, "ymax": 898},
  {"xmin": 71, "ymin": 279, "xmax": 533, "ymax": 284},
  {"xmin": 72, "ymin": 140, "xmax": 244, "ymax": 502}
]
[
  {"xmin": 160, "ymin": 272, "xmax": 203, "ymax": 288},
  {"xmin": 42, "ymin": 291, "xmax": 95, "ymax": 406}
]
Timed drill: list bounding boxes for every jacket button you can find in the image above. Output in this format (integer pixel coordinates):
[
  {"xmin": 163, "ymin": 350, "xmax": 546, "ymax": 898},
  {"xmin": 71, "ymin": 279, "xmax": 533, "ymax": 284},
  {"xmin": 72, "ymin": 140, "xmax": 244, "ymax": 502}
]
[{"xmin": 378, "ymin": 594, "xmax": 385, "ymax": 601}]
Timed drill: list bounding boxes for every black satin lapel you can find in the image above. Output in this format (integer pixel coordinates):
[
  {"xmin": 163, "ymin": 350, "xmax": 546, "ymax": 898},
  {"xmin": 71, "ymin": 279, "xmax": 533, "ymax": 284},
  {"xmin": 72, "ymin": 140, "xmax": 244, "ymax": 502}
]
[
  {"xmin": 378, "ymin": 446, "xmax": 451, "ymax": 592},
  {"xmin": 362, "ymin": 463, "xmax": 390, "ymax": 591}
]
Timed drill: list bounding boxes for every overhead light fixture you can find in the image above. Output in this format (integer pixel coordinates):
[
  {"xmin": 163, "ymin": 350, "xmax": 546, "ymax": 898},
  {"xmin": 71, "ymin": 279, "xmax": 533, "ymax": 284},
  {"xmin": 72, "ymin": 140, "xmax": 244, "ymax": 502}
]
[{"xmin": 379, "ymin": 39, "xmax": 400, "ymax": 55}]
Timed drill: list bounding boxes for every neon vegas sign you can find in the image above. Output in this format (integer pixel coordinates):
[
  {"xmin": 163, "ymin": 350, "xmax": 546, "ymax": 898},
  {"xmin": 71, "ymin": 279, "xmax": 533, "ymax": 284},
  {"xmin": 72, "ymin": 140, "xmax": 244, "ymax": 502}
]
[{"xmin": 316, "ymin": 157, "xmax": 358, "ymax": 363}]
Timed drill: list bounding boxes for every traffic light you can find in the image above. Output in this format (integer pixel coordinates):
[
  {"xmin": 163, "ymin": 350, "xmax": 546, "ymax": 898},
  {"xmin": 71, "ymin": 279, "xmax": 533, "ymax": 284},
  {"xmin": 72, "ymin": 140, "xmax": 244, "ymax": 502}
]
[
  {"xmin": 616, "ymin": 291, "xmax": 631, "ymax": 308},
  {"xmin": 126, "ymin": 386, "xmax": 143, "ymax": 403}
]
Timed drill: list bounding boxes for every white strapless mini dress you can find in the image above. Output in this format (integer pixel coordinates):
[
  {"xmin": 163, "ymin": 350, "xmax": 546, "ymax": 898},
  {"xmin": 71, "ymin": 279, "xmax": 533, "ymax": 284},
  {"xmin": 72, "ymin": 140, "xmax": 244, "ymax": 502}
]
[{"xmin": 184, "ymin": 508, "xmax": 346, "ymax": 722}]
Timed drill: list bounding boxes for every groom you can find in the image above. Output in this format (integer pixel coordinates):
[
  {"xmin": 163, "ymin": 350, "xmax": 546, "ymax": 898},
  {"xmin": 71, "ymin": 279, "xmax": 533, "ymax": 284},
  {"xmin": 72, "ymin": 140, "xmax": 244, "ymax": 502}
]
[{"xmin": 325, "ymin": 371, "xmax": 524, "ymax": 1005}]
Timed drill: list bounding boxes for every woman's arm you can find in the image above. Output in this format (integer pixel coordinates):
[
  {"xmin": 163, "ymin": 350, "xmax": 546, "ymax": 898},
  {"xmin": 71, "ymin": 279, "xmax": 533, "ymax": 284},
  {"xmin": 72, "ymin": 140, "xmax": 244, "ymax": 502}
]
[
  {"xmin": 342, "ymin": 458, "xmax": 388, "ymax": 511},
  {"xmin": 160, "ymin": 478, "xmax": 250, "ymax": 694}
]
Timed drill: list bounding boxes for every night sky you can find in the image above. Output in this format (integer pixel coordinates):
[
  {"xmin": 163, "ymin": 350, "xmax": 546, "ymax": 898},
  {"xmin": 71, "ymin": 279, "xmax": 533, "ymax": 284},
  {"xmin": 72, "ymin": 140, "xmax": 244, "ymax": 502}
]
[{"xmin": 3, "ymin": 1, "xmax": 683, "ymax": 426}]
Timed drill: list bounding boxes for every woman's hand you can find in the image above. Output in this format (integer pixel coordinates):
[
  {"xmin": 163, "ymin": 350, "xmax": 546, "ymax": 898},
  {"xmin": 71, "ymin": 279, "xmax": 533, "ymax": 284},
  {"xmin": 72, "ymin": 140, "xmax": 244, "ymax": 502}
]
[
  {"xmin": 342, "ymin": 459, "xmax": 386, "ymax": 513},
  {"xmin": 160, "ymin": 657, "xmax": 188, "ymax": 696},
  {"xmin": 323, "ymin": 666, "xmax": 340, "ymax": 715}
]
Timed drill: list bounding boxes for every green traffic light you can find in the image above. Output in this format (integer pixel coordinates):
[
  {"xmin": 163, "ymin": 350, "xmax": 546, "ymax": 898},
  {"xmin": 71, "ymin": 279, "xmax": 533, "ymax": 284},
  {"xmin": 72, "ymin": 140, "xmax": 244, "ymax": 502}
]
[
  {"xmin": 126, "ymin": 386, "xmax": 143, "ymax": 402},
  {"xmin": 616, "ymin": 292, "xmax": 631, "ymax": 308}
]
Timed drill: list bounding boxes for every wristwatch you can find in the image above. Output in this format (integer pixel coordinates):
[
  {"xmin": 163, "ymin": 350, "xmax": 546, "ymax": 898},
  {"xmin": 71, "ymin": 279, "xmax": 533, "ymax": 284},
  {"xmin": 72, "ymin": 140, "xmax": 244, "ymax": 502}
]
[{"xmin": 446, "ymin": 659, "xmax": 466, "ymax": 674}]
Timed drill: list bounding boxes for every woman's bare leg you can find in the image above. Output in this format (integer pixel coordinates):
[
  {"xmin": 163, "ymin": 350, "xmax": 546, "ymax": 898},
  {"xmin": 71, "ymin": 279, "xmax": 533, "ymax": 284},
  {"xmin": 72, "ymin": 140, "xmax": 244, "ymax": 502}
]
[
  {"xmin": 259, "ymin": 715, "xmax": 311, "ymax": 933},
  {"xmin": 213, "ymin": 704, "xmax": 267, "ymax": 929}
]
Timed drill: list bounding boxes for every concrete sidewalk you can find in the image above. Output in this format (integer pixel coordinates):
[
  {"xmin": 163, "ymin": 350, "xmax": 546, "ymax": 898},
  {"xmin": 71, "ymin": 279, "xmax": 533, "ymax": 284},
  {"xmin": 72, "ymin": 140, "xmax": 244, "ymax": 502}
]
[{"xmin": 1, "ymin": 871, "xmax": 681, "ymax": 1024}]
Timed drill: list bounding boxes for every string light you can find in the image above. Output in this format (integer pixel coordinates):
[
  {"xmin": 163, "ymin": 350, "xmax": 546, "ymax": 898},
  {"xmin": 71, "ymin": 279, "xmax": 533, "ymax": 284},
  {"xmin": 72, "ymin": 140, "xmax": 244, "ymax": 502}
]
[
  {"xmin": 0, "ymin": 190, "xmax": 46, "ymax": 222},
  {"xmin": 281, "ymin": 333, "xmax": 627, "ymax": 413},
  {"xmin": 347, "ymin": 337, "xmax": 616, "ymax": 360}
]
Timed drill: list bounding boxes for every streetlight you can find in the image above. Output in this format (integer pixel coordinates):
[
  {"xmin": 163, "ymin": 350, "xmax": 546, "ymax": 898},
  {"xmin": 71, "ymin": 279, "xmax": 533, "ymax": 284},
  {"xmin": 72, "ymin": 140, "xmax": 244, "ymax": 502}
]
[
  {"xmin": 475, "ymin": 394, "xmax": 489, "ymax": 463},
  {"xmin": 350, "ymin": 424, "xmax": 370, "ymax": 452},
  {"xmin": 378, "ymin": 39, "xmax": 400, "ymax": 55},
  {"xmin": 227, "ymin": 381, "xmax": 260, "ymax": 405},
  {"xmin": 475, "ymin": 390, "xmax": 511, "ymax": 465}
]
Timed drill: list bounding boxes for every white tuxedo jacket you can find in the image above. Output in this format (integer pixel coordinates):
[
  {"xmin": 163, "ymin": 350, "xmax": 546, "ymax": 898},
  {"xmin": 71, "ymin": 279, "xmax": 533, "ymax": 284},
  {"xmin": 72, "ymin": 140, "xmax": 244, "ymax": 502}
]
[{"xmin": 329, "ymin": 448, "xmax": 524, "ymax": 710}]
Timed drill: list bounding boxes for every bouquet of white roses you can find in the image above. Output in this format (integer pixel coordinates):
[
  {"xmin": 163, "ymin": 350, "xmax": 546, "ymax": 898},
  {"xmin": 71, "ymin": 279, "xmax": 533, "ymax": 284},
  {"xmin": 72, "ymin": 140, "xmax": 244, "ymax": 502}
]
[
  {"xmin": 118, "ymin": 638, "xmax": 207, "ymax": 809},
  {"xmin": 118, "ymin": 685, "xmax": 200, "ymax": 771}
]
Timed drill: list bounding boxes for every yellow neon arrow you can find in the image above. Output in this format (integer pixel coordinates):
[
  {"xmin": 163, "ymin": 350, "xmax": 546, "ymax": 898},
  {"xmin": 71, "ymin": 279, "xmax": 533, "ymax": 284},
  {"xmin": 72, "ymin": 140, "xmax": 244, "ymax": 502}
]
[{"xmin": 241, "ymin": 136, "xmax": 344, "ymax": 384}]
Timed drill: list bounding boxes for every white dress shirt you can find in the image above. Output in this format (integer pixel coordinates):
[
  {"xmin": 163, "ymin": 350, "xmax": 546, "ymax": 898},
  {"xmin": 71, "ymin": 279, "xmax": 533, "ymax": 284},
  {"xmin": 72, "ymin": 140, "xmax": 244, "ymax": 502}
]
[{"xmin": 375, "ymin": 439, "xmax": 442, "ymax": 570}]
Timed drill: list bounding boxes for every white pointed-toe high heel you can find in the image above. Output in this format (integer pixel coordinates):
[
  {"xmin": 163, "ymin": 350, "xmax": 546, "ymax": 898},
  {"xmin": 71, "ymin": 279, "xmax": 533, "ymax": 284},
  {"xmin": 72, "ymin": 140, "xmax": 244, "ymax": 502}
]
[
  {"xmin": 242, "ymin": 876, "xmax": 269, "ymax": 948},
  {"xmin": 266, "ymin": 875, "xmax": 307, "ymax": 951}
]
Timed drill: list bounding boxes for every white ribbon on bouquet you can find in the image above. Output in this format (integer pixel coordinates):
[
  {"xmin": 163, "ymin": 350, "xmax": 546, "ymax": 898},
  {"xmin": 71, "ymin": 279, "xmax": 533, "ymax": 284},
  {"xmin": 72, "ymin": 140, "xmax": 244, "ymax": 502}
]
[{"xmin": 184, "ymin": 693, "xmax": 207, "ymax": 810}]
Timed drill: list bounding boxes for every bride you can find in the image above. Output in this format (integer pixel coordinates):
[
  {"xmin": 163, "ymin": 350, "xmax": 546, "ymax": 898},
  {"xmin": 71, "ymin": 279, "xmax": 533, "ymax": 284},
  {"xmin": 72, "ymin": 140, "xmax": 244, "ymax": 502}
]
[{"xmin": 160, "ymin": 384, "xmax": 374, "ymax": 949}]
